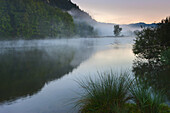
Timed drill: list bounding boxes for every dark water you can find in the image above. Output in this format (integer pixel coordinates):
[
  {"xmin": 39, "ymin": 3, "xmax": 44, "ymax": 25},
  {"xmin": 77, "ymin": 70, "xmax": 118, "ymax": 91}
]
[{"xmin": 0, "ymin": 38, "xmax": 169, "ymax": 113}]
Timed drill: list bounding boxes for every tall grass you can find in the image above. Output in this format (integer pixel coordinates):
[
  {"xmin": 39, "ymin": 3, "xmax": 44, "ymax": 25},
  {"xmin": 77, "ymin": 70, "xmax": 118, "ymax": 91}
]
[
  {"xmin": 130, "ymin": 79, "xmax": 166, "ymax": 113},
  {"xmin": 75, "ymin": 71, "xmax": 169, "ymax": 113},
  {"xmin": 75, "ymin": 72, "xmax": 133, "ymax": 113}
]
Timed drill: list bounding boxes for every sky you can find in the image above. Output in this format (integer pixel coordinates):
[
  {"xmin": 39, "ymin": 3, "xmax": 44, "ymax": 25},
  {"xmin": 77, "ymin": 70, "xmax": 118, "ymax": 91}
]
[{"xmin": 72, "ymin": 0, "xmax": 170, "ymax": 24}]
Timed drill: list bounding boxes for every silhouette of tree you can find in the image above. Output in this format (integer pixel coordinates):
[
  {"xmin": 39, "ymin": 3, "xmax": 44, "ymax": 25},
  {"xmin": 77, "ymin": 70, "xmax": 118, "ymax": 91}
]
[
  {"xmin": 133, "ymin": 17, "xmax": 170, "ymax": 62},
  {"xmin": 113, "ymin": 25, "xmax": 122, "ymax": 36}
]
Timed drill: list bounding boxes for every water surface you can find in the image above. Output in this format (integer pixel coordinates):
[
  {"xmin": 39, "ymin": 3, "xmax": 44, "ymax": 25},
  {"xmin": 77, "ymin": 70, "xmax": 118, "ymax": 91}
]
[{"xmin": 0, "ymin": 37, "xmax": 168, "ymax": 113}]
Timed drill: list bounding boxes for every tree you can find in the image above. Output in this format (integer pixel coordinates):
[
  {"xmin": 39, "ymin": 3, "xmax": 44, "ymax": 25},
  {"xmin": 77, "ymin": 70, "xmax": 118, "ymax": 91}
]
[
  {"xmin": 132, "ymin": 17, "xmax": 170, "ymax": 100},
  {"xmin": 133, "ymin": 17, "xmax": 170, "ymax": 62},
  {"xmin": 113, "ymin": 25, "xmax": 122, "ymax": 36}
]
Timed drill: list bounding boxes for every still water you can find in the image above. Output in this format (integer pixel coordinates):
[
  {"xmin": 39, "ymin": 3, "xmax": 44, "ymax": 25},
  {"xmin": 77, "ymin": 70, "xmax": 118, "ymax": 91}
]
[{"xmin": 0, "ymin": 37, "xmax": 168, "ymax": 113}]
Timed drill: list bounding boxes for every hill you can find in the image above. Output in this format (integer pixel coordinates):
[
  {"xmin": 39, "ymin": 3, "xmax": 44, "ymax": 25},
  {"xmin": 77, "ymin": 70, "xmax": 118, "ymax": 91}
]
[
  {"xmin": 42, "ymin": 0, "xmax": 98, "ymax": 37},
  {"xmin": 0, "ymin": 0, "xmax": 75, "ymax": 39},
  {"xmin": 0, "ymin": 0, "xmax": 97, "ymax": 39},
  {"xmin": 129, "ymin": 22, "xmax": 157, "ymax": 28}
]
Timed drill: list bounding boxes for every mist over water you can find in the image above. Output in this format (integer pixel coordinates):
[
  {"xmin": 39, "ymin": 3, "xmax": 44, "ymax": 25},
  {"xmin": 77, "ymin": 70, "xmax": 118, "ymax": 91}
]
[
  {"xmin": 68, "ymin": 9, "xmax": 140, "ymax": 37},
  {"xmin": 0, "ymin": 37, "xmax": 135, "ymax": 113},
  {"xmin": 95, "ymin": 23, "xmax": 143, "ymax": 36},
  {"xmin": 1, "ymin": 37, "xmax": 169, "ymax": 112}
]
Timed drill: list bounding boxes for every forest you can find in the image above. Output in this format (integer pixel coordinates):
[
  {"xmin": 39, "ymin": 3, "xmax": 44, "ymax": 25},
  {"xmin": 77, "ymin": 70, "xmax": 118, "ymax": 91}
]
[{"xmin": 0, "ymin": 0, "xmax": 96, "ymax": 39}]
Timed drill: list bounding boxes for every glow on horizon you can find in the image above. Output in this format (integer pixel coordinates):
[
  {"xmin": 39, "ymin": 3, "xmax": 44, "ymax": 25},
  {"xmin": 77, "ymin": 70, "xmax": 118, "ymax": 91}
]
[{"xmin": 72, "ymin": 0, "xmax": 170, "ymax": 24}]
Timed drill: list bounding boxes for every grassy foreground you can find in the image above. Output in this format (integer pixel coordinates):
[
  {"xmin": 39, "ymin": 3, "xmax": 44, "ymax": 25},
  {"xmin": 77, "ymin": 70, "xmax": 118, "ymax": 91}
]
[{"xmin": 75, "ymin": 72, "xmax": 170, "ymax": 113}]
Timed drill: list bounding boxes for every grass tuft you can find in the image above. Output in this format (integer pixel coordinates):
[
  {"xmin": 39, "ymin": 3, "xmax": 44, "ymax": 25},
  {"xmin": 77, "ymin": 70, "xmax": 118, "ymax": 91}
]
[
  {"xmin": 129, "ymin": 78, "xmax": 166, "ymax": 113},
  {"xmin": 76, "ymin": 72, "xmax": 133, "ymax": 113}
]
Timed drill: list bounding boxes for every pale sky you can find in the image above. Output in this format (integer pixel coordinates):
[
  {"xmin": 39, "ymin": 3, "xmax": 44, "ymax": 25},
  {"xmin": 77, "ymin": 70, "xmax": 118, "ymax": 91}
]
[{"xmin": 72, "ymin": 0, "xmax": 170, "ymax": 24}]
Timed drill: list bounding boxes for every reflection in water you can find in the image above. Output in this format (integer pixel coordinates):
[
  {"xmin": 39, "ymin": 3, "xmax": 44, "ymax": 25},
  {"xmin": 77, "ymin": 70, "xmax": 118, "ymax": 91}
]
[
  {"xmin": 0, "ymin": 38, "xmax": 135, "ymax": 113},
  {"xmin": 0, "ymin": 41, "xmax": 94, "ymax": 104},
  {"xmin": 133, "ymin": 58, "xmax": 170, "ymax": 101},
  {"xmin": 0, "ymin": 47, "xmax": 75, "ymax": 104}
]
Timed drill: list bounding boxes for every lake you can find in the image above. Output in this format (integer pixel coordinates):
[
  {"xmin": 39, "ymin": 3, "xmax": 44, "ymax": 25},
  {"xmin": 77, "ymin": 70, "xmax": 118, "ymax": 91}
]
[{"xmin": 0, "ymin": 37, "xmax": 169, "ymax": 113}]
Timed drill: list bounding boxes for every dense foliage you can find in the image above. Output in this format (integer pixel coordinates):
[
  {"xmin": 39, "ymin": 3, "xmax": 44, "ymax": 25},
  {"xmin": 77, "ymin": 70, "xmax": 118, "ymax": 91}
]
[
  {"xmin": 0, "ymin": 0, "xmax": 75, "ymax": 38},
  {"xmin": 133, "ymin": 17, "xmax": 170, "ymax": 62}
]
